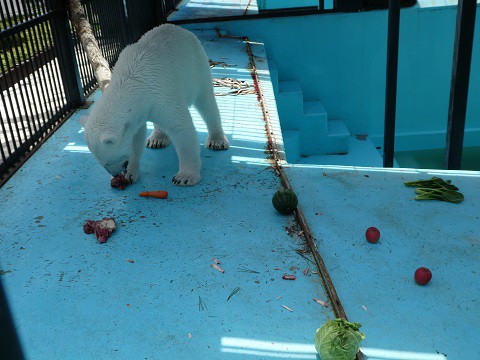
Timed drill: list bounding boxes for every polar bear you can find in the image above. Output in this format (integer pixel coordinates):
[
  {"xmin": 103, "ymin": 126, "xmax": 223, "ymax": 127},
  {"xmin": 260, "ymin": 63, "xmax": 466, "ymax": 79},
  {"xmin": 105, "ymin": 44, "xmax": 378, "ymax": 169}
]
[{"xmin": 80, "ymin": 24, "xmax": 229, "ymax": 186}]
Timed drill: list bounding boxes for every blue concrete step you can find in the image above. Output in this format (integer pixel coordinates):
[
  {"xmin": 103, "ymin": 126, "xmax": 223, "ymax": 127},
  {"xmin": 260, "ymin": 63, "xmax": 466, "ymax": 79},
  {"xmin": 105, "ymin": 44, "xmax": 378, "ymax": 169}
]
[
  {"xmin": 325, "ymin": 119, "xmax": 350, "ymax": 154},
  {"xmin": 267, "ymin": 59, "xmax": 279, "ymax": 95},
  {"xmin": 277, "ymin": 80, "xmax": 303, "ymax": 130},
  {"xmin": 282, "ymin": 129, "xmax": 301, "ymax": 163},
  {"xmin": 297, "ymin": 135, "xmax": 382, "ymax": 167},
  {"xmin": 276, "ymin": 81, "xmax": 349, "ymax": 156},
  {"xmin": 300, "ymin": 100, "xmax": 328, "ymax": 154}
]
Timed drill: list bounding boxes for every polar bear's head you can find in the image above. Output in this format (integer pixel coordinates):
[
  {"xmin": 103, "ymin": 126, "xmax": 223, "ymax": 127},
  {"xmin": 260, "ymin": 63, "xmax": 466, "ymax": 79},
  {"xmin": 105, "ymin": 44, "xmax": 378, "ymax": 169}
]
[{"xmin": 80, "ymin": 115, "xmax": 132, "ymax": 177}]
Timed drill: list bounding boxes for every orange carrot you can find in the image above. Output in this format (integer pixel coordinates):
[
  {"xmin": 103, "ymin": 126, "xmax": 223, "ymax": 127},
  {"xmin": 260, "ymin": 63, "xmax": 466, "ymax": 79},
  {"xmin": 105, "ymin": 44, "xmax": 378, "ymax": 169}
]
[{"xmin": 139, "ymin": 190, "xmax": 168, "ymax": 199}]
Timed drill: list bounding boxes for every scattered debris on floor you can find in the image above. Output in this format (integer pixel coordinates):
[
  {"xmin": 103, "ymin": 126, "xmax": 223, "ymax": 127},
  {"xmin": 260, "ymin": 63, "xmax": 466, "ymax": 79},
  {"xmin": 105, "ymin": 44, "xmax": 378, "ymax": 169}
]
[
  {"xmin": 362, "ymin": 305, "xmax": 368, "ymax": 312},
  {"xmin": 213, "ymin": 257, "xmax": 221, "ymax": 264},
  {"xmin": 198, "ymin": 296, "xmax": 207, "ymax": 311},
  {"xmin": 238, "ymin": 268, "xmax": 260, "ymax": 274},
  {"xmin": 212, "ymin": 77, "xmax": 256, "ymax": 96},
  {"xmin": 227, "ymin": 287, "xmax": 241, "ymax": 301},
  {"xmin": 282, "ymin": 304, "xmax": 293, "ymax": 312},
  {"xmin": 282, "ymin": 275, "xmax": 296, "ymax": 280},
  {"xmin": 213, "ymin": 77, "xmax": 250, "ymax": 89},
  {"xmin": 210, "ymin": 263, "xmax": 225, "ymax": 273},
  {"xmin": 126, "ymin": 259, "xmax": 134, "ymax": 263},
  {"xmin": 209, "ymin": 59, "xmax": 236, "ymax": 68},
  {"xmin": 314, "ymin": 298, "xmax": 329, "ymax": 307},
  {"xmin": 188, "ymin": 333, "xmax": 192, "ymax": 339}
]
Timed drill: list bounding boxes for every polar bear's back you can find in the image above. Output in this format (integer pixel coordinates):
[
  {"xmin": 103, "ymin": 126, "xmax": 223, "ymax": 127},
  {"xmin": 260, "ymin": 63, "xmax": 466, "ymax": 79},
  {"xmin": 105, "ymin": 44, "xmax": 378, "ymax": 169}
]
[{"xmin": 110, "ymin": 24, "xmax": 211, "ymax": 105}]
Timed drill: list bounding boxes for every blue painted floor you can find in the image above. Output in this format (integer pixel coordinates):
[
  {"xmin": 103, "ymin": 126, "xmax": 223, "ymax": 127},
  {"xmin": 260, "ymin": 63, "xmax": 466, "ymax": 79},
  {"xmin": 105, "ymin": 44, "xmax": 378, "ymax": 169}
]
[
  {"xmin": 287, "ymin": 164, "xmax": 480, "ymax": 360},
  {"xmin": 2, "ymin": 25, "xmax": 479, "ymax": 360},
  {"xmin": 0, "ymin": 30, "xmax": 333, "ymax": 359}
]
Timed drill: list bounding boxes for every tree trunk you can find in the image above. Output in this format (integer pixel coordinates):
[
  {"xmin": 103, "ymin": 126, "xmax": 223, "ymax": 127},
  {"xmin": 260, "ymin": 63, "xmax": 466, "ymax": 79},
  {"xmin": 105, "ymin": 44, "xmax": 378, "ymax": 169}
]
[{"xmin": 67, "ymin": 0, "xmax": 111, "ymax": 92}]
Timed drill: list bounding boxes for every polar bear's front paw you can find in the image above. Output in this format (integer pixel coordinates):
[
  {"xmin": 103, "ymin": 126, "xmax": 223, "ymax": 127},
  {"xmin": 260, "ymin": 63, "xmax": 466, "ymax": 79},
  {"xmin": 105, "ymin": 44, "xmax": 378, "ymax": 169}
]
[
  {"xmin": 146, "ymin": 131, "xmax": 170, "ymax": 149},
  {"xmin": 123, "ymin": 162, "xmax": 140, "ymax": 183},
  {"xmin": 206, "ymin": 133, "xmax": 229, "ymax": 150},
  {"xmin": 172, "ymin": 172, "xmax": 201, "ymax": 186}
]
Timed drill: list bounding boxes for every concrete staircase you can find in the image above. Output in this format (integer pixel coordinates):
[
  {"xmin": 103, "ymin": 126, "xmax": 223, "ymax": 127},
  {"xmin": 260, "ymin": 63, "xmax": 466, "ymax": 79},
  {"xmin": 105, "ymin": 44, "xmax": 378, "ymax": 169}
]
[{"xmin": 268, "ymin": 60, "xmax": 350, "ymax": 163}]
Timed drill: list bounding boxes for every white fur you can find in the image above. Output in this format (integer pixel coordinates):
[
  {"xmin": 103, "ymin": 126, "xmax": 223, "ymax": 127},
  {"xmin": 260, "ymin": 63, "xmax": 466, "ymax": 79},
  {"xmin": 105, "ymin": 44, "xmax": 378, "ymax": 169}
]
[{"xmin": 81, "ymin": 24, "xmax": 229, "ymax": 186}]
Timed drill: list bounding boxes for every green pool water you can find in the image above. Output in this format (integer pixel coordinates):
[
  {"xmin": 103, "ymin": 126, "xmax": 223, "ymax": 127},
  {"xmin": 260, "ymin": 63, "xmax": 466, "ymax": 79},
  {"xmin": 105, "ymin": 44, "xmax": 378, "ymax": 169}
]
[{"xmin": 395, "ymin": 146, "xmax": 480, "ymax": 171}]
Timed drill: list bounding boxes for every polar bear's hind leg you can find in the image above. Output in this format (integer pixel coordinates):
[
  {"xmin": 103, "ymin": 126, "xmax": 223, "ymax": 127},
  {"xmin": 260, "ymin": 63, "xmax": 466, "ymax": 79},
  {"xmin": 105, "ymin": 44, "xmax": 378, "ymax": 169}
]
[
  {"xmin": 195, "ymin": 88, "xmax": 230, "ymax": 150},
  {"xmin": 167, "ymin": 108, "xmax": 201, "ymax": 186},
  {"xmin": 146, "ymin": 123, "xmax": 170, "ymax": 149}
]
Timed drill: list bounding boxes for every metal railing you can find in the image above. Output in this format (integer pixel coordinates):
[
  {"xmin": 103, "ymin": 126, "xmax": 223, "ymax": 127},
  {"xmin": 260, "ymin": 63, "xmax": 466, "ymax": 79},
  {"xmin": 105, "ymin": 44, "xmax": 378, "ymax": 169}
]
[
  {"xmin": 0, "ymin": 0, "xmax": 178, "ymax": 185},
  {"xmin": 0, "ymin": 0, "xmax": 69, "ymax": 180},
  {"xmin": 383, "ymin": 0, "xmax": 478, "ymax": 170},
  {"xmin": 74, "ymin": 0, "xmax": 129, "ymax": 95}
]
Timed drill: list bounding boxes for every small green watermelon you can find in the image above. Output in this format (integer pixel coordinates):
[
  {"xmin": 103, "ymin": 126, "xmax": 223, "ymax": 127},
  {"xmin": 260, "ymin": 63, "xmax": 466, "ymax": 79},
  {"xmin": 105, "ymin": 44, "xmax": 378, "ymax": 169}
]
[{"xmin": 272, "ymin": 189, "xmax": 298, "ymax": 215}]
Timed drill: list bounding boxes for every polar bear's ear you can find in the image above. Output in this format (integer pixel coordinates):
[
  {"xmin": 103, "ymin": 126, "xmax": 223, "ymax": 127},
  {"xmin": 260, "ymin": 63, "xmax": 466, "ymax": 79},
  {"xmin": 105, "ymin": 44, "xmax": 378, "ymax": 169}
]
[{"xmin": 79, "ymin": 116, "xmax": 89, "ymax": 126}]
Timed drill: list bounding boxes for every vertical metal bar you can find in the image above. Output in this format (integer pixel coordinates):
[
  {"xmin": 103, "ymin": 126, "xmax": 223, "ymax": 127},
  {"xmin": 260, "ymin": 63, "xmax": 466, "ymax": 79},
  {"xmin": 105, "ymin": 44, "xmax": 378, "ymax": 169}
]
[
  {"xmin": 72, "ymin": 29, "xmax": 88, "ymax": 91},
  {"xmin": 88, "ymin": 1, "xmax": 106, "ymax": 63},
  {"xmin": 8, "ymin": 27, "xmax": 38, "ymax": 141},
  {"xmin": 97, "ymin": 0, "xmax": 112, "ymax": 63},
  {"xmin": 319, "ymin": 0, "xmax": 325, "ymax": 11},
  {"xmin": 109, "ymin": 1, "xmax": 124, "ymax": 62},
  {"xmin": 26, "ymin": 1, "xmax": 58, "ymax": 119},
  {"xmin": 33, "ymin": 7, "xmax": 65, "ymax": 117},
  {"xmin": 43, "ymin": 20, "xmax": 70, "ymax": 121},
  {"xmin": 383, "ymin": 0, "xmax": 401, "ymax": 168},
  {"xmin": 154, "ymin": 0, "xmax": 167, "ymax": 25},
  {"xmin": 0, "ymin": 111, "xmax": 9, "ymax": 165},
  {"xmin": 47, "ymin": 0, "xmax": 84, "ymax": 107},
  {"xmin": 117, "ymin": 0, "xmax": 131, "ymax": 48},
  {"xmin": 1, "ymin": 7, "xmax": 30, "ymax": 149},
  {"xmin": 0, "ymin": 39, "xmax": 26, "ymax": 152},
  {"xmin": 0, "ymin": 41, "xmax": 17, "ymax": 158},
  {"xmin": 445, "ymin": 0, "xmax": 477, "ymax": 170},
  {"xmin": 16, "ymin": 0, "xmax": 45, "ymax": 134},
  {"xmin": 0, "ymin": 78, "xmax": 15, "ymax": 157},
  {"xmin": 3, "ymin": 0, "xmax": 34, "ymax": 145}
]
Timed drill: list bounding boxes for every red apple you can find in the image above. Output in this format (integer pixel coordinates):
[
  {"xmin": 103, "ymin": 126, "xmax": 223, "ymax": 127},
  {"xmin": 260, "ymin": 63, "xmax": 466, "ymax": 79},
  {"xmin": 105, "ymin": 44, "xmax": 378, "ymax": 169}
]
[
  {"xmin": 365, "ymin": 227, "xmax": 380, "ymax": 243},
  {"xmin": 414, "ymin": 267, "xmax": 432, "ymax": 285}
]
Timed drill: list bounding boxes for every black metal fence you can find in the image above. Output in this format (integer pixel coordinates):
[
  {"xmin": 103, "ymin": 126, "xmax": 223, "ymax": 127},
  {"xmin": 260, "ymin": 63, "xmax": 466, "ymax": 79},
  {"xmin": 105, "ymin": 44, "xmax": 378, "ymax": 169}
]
[
  {"xmin": 0, "ymin": 0, "xmax": 179, "ymax": 185},
  {"xmin": 73, "ymin": 0, "xmax": 129, "ymax": 95},
  {"xmin": 383, "ymin": 0, "xmax": 478, "ymax": 170}
]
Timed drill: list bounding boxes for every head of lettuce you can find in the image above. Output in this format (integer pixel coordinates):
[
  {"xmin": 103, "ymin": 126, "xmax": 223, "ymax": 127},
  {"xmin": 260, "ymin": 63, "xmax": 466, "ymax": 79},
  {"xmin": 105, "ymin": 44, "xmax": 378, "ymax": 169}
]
[{"xmin": 314, "ymin": 318, "xmax": 365, "ymax": 360}]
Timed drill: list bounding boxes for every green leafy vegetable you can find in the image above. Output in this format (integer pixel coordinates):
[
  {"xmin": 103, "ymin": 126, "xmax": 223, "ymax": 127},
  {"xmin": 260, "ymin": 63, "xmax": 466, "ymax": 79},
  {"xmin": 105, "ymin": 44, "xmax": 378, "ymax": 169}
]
[
  {"xmin": 404, "ymin": 177, "xmax": 458, "ymax": 191},
  {"xmin": 404, "ymin": 177, "xmax": 463, "ymax": 203},
  {"xmin": 314, "ymin": 318, "xmax": 365, "ymax": 360},
  {"xmin": 413, "ymin": 188, "xmax": 464, "ymax": 203}
]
